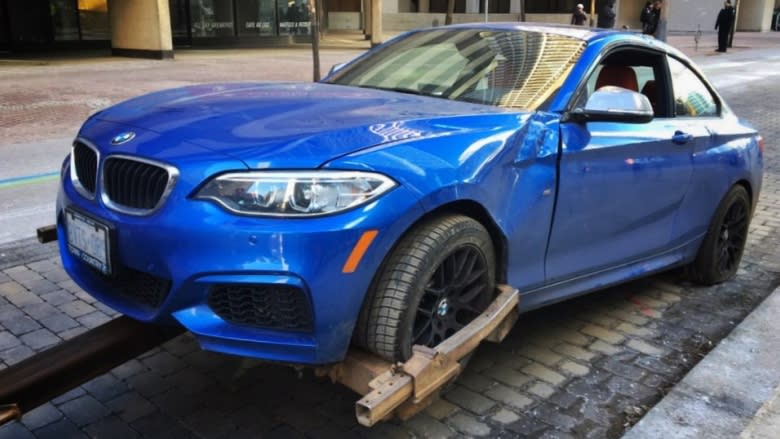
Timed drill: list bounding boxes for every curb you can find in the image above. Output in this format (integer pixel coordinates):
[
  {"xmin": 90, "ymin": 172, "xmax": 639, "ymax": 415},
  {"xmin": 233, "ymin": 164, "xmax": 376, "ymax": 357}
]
[{"xmin": 623, "ymin": 286, "xmax": 780, "ymax": 439}]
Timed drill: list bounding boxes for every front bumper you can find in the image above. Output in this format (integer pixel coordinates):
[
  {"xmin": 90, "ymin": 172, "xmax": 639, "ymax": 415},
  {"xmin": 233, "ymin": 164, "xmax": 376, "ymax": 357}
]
[{"xmin": 57, "ymin": 174, "xmax": 424, "ymax": 365}]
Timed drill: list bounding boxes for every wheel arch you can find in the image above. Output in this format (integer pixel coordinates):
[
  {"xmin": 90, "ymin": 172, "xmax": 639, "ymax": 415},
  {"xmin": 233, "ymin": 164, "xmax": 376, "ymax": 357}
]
[
  {"xmin": 370, "ymin": 196, "xmax": 508, "ymax": 286},
  {"xmin": 352, "ymin": 197, "xmax": 507, "ymax": 357},
  {"xmin": 420, "ymin": 200, "xmax": 508, "ymax": 284},
  {"xmin": 734, "ymin": 179, "xmax": 753, "ymax": 207},
  {"xmin": 355, "ymin": 198, "xmax": 508, "ymax": 334}
]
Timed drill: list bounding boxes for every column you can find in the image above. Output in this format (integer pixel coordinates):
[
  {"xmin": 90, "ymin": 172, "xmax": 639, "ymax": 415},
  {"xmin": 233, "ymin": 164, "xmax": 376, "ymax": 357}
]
[
  {"xmin": 509, "ymin": 0, "xmax": 521, "ymax": 14},
  {"xmin": 108, "ymin": 0, "xmax": 173, "ymax": 59},
  {"xmin": 466, "ymin": 0, "xmax": 479, "ymax": 14},
  {"xmin": 419, "ymin": 0, "xmax": 430, "ymax": 13},
  {"xmin": 370, "ymin": 0, "xmax": 382, "ymax": 46},
  {"xmin": 364, "ymin": 0, "xmax": 372, "ymax": 39}
]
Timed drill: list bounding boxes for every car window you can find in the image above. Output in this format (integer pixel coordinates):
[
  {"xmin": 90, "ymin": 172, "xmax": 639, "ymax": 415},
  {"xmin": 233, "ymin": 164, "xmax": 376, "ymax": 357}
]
[
  {"xmin": 575, "ymin": 49, "xmax": 670, "ymax": 118},
  {"xmin": 668, "ymin": 56, "xmax": 719, "ymax": 118},
  {"xmin": 327, "ymin": 29, "xmax": 586, "ymax": 110}
]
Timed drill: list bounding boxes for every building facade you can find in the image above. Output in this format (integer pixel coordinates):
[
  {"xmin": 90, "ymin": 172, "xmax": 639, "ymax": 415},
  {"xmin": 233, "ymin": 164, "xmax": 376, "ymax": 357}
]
[
  {"xmin": 372, "ymin": 0, "xmax": 780, "ymax": 32},
  {"xmin": 1, "ymin": 0, "xmax": 777, "ymax": 55}
]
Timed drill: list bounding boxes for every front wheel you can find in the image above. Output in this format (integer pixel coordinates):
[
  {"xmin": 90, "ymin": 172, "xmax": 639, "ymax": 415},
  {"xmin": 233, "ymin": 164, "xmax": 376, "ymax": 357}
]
[
  {"xmin": 354, "ymin": 214, "xmax": 496, "ymax": 362},
  {"xmin": 686, "ymin": 185, "xmax": 751, "ymax": 285}
]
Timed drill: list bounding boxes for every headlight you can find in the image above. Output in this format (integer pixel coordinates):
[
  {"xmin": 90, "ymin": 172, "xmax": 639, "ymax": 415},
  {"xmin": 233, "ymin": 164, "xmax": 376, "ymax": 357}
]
[{"xmin": 194, "ymin": 171, "xmax": 397, "ymax": 217}]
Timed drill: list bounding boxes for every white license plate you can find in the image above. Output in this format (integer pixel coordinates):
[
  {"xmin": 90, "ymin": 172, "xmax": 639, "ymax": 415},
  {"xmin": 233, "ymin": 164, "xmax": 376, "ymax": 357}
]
[{"xmin": 65, "ymin": 209, "xmax": 112, "ymax": 275}]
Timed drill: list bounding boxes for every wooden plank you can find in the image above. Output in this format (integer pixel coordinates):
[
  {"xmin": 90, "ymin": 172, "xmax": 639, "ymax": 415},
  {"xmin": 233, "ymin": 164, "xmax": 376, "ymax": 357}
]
[
  {"xmin": 435, "ymin": 285, "xmax": 519, "ymax": 361},
  {"xmin": 327, "ymin": 349, "xmax": 391, "ymax": 395},
  {"xmin": 355, "ymin": 370, "xmax": 413, "ymax": 426},
  {"xmin": 401, "ymin": 346, "xmax": 460, "ymax": 403},
  {"xmin": 332, "ymin": 285, "xmax": 520, "ymax": 426}
]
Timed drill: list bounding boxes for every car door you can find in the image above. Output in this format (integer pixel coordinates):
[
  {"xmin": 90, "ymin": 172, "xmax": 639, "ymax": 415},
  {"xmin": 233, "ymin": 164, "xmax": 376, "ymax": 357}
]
[
  {"xmin": 545, "ymin": 49, "xmax": 700, "ymax": 283},
  {"xmin": 665, "ymin": 55, "xmax": 749, "ymax": 245}
]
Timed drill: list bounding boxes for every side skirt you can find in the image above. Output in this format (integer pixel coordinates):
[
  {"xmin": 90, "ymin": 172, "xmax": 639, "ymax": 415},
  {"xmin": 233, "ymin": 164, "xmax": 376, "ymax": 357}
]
[{"xmin": 518, "ymin": 235, "xmax": 703, "ymax": 313}]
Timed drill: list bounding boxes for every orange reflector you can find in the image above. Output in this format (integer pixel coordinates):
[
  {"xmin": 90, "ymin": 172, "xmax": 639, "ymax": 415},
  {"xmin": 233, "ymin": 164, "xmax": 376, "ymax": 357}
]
[{"xmin": 342, "ymin": 230, "xmax": 379, "ymax": 273}]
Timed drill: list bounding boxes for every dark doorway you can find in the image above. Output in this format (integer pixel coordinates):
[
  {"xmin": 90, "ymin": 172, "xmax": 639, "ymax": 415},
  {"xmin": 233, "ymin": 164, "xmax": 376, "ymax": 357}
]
[
  {"xmin": 0, "ymin": 1, "xmax": 9, "ymax": 51},
  {"xmin": 5, "ymin": 0, "xmax": 53, "ymax": 48}
]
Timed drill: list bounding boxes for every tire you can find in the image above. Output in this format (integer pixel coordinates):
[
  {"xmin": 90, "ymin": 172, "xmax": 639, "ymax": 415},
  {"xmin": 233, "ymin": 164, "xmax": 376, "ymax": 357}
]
[
  {"xmin": 687, "ymin": 185, "xmax": 751, "ymax": 285},
  {"xmin": 354, "ymin": 214, "xmax": 496, "ymax": 362}
]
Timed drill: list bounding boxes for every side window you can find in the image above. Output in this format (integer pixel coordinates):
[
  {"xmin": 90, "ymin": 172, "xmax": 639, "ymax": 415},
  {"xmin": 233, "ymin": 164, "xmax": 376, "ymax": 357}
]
[
  {"xmin": 668, "ymin": 57, "xmax": 718, "ymax": 118},
  {"xmin": 575, "ymin": 49, "xmax": 670, "ymax": 118}
]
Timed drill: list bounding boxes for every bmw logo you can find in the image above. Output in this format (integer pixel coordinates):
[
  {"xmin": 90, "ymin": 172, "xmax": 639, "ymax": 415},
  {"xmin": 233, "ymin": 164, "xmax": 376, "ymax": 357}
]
[{"xmin": 111, "ymin": 132, "xmax": 136, "ymax": 145}]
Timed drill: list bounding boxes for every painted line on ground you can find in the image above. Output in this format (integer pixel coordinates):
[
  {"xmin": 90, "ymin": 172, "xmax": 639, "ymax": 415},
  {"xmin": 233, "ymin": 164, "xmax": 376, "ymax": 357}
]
[{"xmin": 0, "ymin": 171, "xmax": 59, "ymax": 189}]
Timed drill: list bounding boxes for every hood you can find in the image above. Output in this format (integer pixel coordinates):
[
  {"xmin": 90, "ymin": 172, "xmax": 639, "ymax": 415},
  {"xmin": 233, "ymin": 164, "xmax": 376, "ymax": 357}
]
[{"xmin": 94, "ymin": 82, "xmax": 514, "ymax": 168}]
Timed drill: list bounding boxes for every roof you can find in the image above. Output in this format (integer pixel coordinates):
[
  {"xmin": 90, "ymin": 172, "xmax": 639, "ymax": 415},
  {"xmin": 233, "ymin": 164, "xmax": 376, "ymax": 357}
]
[
  {"xmin": 440, "ymin": 22, "xmax": 683, "ymax": 57},
  {"xmin": 445, "ymin": 22, "xmax": 613, "ymax": 41}
]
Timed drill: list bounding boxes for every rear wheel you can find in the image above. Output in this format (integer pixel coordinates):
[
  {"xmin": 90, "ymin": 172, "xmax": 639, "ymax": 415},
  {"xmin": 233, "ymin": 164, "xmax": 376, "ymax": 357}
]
[
  {"xmin": 686, "ymin": 185, "xmax": 751, "ymax": 285},
  {"xmin": 354, "ymin": 214, "xmax": 496, "ymax": 362}
]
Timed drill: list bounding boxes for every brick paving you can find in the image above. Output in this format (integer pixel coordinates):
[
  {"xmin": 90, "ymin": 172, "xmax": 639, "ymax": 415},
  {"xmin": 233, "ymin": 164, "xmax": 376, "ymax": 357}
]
[
  {"xmin": 1, "ymin": 37, "xmax": 780, "ymax": 438},
  {"xmin": 0, "ymin": 47, "xmax": 363, "ymax": 145}
]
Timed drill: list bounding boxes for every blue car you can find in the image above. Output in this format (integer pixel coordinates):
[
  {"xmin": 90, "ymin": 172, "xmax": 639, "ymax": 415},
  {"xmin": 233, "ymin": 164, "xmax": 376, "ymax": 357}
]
[{"xmin": 57, "ymin": 24, "xmax": 763, "ymax": 366}]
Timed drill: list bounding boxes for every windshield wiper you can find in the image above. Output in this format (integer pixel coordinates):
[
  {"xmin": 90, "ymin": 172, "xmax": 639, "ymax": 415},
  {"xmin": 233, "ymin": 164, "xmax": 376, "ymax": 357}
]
[{"xmin": 358, "ymin": 85, "xmax": 425, "ymax": 96}]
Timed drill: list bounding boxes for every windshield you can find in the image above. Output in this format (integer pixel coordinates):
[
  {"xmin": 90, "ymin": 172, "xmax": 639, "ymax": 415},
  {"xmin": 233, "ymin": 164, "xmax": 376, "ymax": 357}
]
[{"xmin": 327, "ymin": 28, "xmax": 586, "ymax": 110}]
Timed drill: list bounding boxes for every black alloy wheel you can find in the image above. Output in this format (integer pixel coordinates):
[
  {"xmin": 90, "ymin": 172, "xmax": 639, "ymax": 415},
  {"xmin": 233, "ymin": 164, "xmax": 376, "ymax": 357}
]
[
  {"xmin": 716, "ymin": 199, "xmax": 748, "ymax": 277},
  {"xmin": 412, "ymin": 246, "xmax": 492, "ymax": 347},
  {"xmin": 687, "ymin": 185, "xmax": 751, "ymax": 285},
  {"xmin": 354, "ymin": 214, "xmax": 496, "ymax": 362}
]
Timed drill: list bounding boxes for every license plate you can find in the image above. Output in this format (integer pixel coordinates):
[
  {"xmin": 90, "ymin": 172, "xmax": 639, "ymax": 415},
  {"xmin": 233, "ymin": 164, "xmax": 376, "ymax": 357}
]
[{"xmin": 65, "ymin": 208, "xmax": 112, "ymax": 275}]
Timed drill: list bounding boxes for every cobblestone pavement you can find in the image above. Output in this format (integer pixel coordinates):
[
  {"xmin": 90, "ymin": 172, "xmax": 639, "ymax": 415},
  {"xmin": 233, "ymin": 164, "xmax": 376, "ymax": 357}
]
[{"xmin": 1, "ymin": 53, "xmax": 780, "ymax": 438}]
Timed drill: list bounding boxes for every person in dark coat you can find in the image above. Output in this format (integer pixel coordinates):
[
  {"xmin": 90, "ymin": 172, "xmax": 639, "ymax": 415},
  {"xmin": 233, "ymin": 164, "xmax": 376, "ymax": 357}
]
[
  {"xmin": 642, "ymin": 1, "xmax": 662, "ymax": 36},
  {"xmin": 571, "ymin": 4, "xmax": 587, "ymax": 26},
  {"xmin": 640, "ymin": 1, "xmax": 653, "ymax": 33},
  {"xmin": 597, "ymin": 1, "xmax": 616, "ymax": 29},
  {"xmin": 715, "ymin": 1, "xmax": 736, "ymax": 52}
]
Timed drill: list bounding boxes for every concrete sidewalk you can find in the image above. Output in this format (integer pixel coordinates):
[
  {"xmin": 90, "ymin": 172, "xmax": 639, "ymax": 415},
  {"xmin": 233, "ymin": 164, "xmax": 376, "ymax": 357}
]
[{"xmin": 623, "ymin": 286, "xmax": 780, "ymax": 438}]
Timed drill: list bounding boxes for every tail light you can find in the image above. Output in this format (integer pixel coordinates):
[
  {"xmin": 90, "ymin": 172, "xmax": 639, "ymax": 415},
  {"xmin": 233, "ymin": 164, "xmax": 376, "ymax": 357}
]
[{"xmin": 757, "ymin": 135, "xmax": 765, "ymax": 154}]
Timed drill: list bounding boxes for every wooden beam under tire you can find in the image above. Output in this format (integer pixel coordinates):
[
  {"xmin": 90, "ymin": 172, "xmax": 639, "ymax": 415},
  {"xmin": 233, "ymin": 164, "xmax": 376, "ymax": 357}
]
[{"xmin": 337, "ymin": 285, "xmax": 519, "ymax": 426}]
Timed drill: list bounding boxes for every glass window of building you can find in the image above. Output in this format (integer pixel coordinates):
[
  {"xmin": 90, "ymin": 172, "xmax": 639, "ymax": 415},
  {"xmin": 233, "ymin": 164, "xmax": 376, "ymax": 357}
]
[
  {"xmin": 526, "ymin": 0, "xmax": 609, "ymax": 13},
  {"xmin": 278, "ymin": 0, "xmax": 310, "ymax": 36},
  {"xmin": 170, "ymin": 0, "xmax": 191, "ymax": 39},
  {"xmin": 237, "ymin": 0, "xmax": 276, "ymax": 36},
  {"xmin": 78, "ymin": 0, "xmax": 109, "ymax": 40},
  {"xmin": 50, "ymin": 0, "xmax": 80, "ymax": 40},
  {"xmin": 430, "ymin": 0, "xmax": 465, "ymax": 14},
  {"xmin": 190, "ymin": 0, "xmax": 236, "ymax": 37}
]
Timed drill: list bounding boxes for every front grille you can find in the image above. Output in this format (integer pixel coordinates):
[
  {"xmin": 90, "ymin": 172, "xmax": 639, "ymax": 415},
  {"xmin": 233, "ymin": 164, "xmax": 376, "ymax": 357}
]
[
  {"xmin": 73, "ymin": 141, "xmax": 98, "ymax": 195},
  {"xmin": 208, "ymin": 284, "xmax": 313, "ymax": 332},
  {"xmin": 103, "ymin": 157, "xmax": 170, "ymax": 211},
  {"xmin": 103, "ymin": 267, "xmax": 172, "ymax": 310}
]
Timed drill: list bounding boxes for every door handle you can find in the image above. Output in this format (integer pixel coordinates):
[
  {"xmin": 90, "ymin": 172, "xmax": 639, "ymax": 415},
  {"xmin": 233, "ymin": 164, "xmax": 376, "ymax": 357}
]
[{"xmin": 672, "ymin": 130, "xmax": 693, "ymax": 145}]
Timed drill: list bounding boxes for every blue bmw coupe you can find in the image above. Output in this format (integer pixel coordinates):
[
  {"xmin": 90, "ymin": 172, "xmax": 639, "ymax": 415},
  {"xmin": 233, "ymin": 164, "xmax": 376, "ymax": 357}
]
[{"xmin": 57, "ymin": 24, "xmax": 763, "ymax": 366}]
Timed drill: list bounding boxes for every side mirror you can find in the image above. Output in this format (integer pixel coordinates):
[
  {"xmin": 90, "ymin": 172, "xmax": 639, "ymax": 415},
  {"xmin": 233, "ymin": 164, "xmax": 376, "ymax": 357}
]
[
  {"xmin": 568, "ymin": 86, "xmax": 654, "ymax": 123},
  {"xmin": 327, "ymin": 62, "xmax": 347, "ymax": 77}
]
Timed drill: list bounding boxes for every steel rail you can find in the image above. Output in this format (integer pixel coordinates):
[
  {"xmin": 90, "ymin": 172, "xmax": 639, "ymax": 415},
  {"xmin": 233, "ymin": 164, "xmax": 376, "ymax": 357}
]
[{"xmin": 0, "ymin": 314, "xmax": 183, "ymax": 426}]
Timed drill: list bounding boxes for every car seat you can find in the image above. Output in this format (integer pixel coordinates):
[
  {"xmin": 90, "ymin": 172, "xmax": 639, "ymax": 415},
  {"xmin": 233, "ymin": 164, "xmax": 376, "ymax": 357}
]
[
  {"xmin": 595, "ymin": 65, "xmax": 639, "ymax": 92},
  {"xmin": 641, "ymin": 80, "xmax": 658, "ymax": 113}
]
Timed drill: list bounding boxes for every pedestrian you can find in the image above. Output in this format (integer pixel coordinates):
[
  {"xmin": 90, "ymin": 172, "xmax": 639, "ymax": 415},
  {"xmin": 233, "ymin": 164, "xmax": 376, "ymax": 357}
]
[
  {"xmin": 640, "ymin": 1, "xmax": 653, "ymax": 33},
  {"xmin": 571, "ymin": 4, "xmax": 587, "ymax": 26},
  {"xmin": 597, "ymin": 1, "xmax": 616, "ymax": 29},
  {"xmin": 642, "ymin": 0, "xmax": 662, "ymax": 37},
  {"xmin": 715, "ymin": 0, "xmax": 736, "ymax": 52}
]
